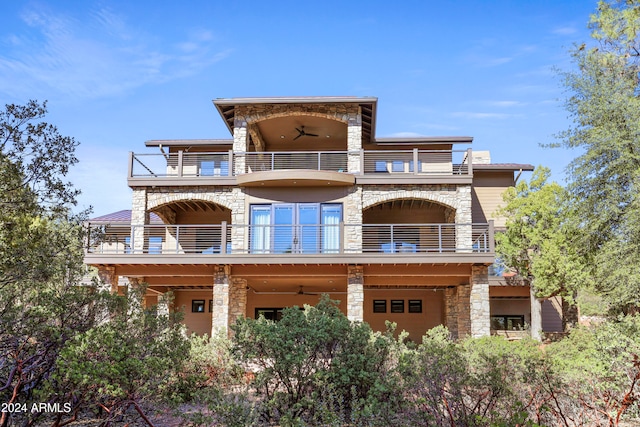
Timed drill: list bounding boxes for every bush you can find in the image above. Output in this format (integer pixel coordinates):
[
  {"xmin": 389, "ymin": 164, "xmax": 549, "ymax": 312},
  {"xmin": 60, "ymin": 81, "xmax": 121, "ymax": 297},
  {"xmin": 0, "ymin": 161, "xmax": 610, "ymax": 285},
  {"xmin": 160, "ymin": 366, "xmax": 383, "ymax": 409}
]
[
  {"xmin": 230, "ymin": 294, "xmax": 397, "ymax": 425},
  {"xmin": 45, "ymin": 288, "xmax": 190, "ymax": 426}
]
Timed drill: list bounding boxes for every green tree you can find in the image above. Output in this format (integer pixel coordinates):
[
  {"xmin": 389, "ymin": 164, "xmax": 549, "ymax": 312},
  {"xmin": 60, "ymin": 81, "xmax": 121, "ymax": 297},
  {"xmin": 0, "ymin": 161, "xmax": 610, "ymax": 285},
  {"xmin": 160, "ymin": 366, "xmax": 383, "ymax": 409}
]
[
  {"xmin": 496, "ymin": 167, "xmax": 588, "ymax": 329},
  {"xmin": 556, "ymin": 0, "xmax": 640, "ymax": 313},
  {"xmin": 0, "ymin": 100, "xmax": 107, "ymax": 427},
  {"xmin": 49, "ymin": 288, "xmax": 190, "ymax": 427}
]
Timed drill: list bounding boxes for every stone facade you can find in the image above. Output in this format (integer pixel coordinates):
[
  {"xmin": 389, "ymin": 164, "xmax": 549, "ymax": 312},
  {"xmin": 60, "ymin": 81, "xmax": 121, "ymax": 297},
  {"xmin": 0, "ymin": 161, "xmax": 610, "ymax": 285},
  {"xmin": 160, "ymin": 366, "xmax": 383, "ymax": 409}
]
[
  {"xmin": 211, "ymin": 265, "xmax": 230, "ymax": 335},
  {"xmin": 444, "ymin": 287, "xmax": 459, "ymax": 338},
  {"xmin": 470, "ymin": 265, "xmax": 490, "ymax": 338},
  {"xmin": 347, "ymin": 265, "xmax": 364, "ymax": 322},
  {"xmin": 229, "ymin": 277, "xmax": 248, "ymax": 328}
]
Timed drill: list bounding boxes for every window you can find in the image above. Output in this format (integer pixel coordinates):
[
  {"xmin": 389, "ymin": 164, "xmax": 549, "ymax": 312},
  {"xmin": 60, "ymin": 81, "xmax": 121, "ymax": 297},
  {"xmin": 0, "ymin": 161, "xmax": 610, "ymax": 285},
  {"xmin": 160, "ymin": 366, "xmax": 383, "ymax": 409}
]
[
  {"xmin": 250, "ymin": 203, "xmax": 342, "ymax": 254},
  {"xmin": 148, "ymin": 236, "xmax": 162, "ymax": 254},
  {"xmin": 375, "ymin": 160, "xmax": 387, "ymax": 173},
  {"xmin": 255, "ymin": 308, "xmax": 285, "ymax": 321},
  {"xmin": 390, "ymin": 300, "xmax": 404, "ymax": 313},
  {"xmin": 199, "ymin": 158, "xmax": 229, "ymax": 177},
  {"xmin": 491, "ymin": 315, "xmax": 525, "ymax": 330},
  {"xmin": 209, "ymin": 299, "xmax": 213, "ymax": 312},
  {"xmin": 192, "ymin": 300, "xmax": 205, "ymax": 312},
  {"xmin": 392, "ymin": 160, "xmax": 404, "ymax": 172},
  {"xmin": 408, "ymin": 300, "xmax": 422, "ymax": 313},
  {"xmin": 373, "ymin": 300, "xmax": 387, "ymax": 313}
]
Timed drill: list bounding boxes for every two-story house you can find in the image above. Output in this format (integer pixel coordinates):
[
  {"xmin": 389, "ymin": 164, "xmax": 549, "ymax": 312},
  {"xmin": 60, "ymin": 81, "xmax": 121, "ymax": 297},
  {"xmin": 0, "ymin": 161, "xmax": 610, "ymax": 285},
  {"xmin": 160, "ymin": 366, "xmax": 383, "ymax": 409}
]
[{"xmin": 85, "ymin": 96, "xmax": 560, "ymax": 340}]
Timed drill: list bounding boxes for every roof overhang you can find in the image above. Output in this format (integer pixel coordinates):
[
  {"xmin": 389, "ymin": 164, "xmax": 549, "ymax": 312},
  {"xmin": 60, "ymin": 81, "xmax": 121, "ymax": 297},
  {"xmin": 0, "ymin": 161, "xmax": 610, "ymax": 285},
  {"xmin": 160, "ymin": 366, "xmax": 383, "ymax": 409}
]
[
  {"xmin": 374, "ymin": 136, "xmax": 473, "ymax": 145},
  {"xmin": 213, "ymin": 96, "xmax": 378, "ymax": 144},
  {"xmin": 473, "ymin": 164, "xmax": 535, "ymax": 171},
  {"xmin": 145, "ymin": 139, "xmax": 232, "ymax": 148}
]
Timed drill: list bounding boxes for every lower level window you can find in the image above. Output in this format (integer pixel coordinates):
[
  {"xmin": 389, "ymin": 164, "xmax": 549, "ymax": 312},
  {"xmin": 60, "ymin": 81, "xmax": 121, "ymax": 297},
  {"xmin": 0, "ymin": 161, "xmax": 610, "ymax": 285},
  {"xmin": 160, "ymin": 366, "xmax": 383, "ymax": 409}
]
[
  {"xmin": 255, "ymin": 308, "xmax": 284, "ymax": 321},
  {"xmin": 491, "ymin": 315, "xmax": 525, "ymax": 330},
  {"xmin": 192, "ymin": 300, "xmax": 205, "ymax": 312}
]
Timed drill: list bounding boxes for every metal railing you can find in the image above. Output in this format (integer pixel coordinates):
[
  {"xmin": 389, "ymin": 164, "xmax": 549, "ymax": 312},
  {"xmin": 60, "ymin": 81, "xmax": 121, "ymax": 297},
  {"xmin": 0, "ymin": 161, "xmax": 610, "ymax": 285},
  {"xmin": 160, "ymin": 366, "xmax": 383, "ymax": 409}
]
[
  {"xmin": 243, "ymin": 151, "xmax": 348, "ymax": 173},
  {"xmin": 130, "ymin": 152, "xmax": 232, "ymax": 178},
  {"xmin": 86, "ymin": 222, "xmax": 493, "ymax": 255},
  {"xmin": 128, "ymin": 149, "xmax": 472, "ymax": 178},
  {"xmin": 362, "ymin": 149, "xmax": 469, "ymax": 175}
]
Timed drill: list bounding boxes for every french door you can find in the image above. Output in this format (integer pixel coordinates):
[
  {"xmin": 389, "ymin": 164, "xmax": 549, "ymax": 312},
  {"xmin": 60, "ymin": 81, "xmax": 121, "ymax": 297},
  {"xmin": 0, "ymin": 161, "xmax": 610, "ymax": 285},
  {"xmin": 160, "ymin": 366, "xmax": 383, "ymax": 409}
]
[{"xmin": 250, "ymin": 203, "xmax": 341, "ymax": 254}]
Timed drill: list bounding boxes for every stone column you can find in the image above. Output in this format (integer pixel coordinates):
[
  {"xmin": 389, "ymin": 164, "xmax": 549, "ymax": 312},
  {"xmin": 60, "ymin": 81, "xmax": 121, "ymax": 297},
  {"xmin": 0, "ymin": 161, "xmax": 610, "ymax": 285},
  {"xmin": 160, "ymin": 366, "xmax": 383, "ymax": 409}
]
[
  {"xmin": 211, "ymin": 265, "xmax": 231, "ymax": 336},
  {"xmin": 97, "ymin": 266, "xmax": 117, "ymax": 293},
  {"xmin": 470, "ymin": 265, "xmax": 490, "ymax": 338},
  {"xmin": 444, "ymin": 287, "xmax": 459, "ymax": 339},
  {"xmin": 229, "ymin": 278, "xmax": 248, "ymax": 329},
  {"xmin": 232, "ymin": 115, "xmax": 248, "ymax": 175},
  {"xmin": 131, "ymin": 188, "xmax": 149, "ymax": 254},
  {"xmin": 456, "ymin": 283, "xmax": 471, "ymax": 338},
  {"xmin": 530, "ymin": 285, "xmax": 542, "ymax": 341},
  {"xmin": 126, "ymin": 277, "xmax": 144, "ymax": 313},
  {"xmin": 347, "ymin": 110, "xmax": 362, "ymax": 174},
  {"xmin": 347, "ymin": 265, "xmax": 364, "ymax": 322},
  {"xmin": 455, "ymin": 185, "xmax": 473, "ymax": 252},
  {"xmin": 157, "ymin": 292, "xmax": 170, "ymax": 316},
  {"xmin": 345, "ymin": 187, "xmax": 362, "ymax": 252}
]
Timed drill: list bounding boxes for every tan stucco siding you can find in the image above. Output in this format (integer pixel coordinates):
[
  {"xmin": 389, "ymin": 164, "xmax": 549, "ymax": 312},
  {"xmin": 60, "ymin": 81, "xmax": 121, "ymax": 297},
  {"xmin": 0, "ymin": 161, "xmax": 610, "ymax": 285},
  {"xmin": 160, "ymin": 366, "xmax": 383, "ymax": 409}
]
[
  {"xmin": 364, "ymin": 289, "xmax": 444, "ymax": 341},
  {"xmin": 173, "ymin": 290, "xmax": 214, "ymax": 336}
]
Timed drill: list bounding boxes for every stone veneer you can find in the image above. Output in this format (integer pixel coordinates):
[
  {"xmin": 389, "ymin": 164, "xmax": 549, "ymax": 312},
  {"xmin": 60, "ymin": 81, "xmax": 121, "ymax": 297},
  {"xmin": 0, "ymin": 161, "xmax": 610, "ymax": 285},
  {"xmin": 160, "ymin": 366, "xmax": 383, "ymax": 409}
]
[
  {"xmin": 444, "ymin": 287, "xmax": 459, "ymax": 338},
  {"xmin": 347, "ymin": 265, "xmax": 364, "ymax": 322},
  {"xmin": 470, "ymin": 265, "xmax": 490, "ymax": 337},
  {"xmin": 211, "ymin": 265, "xmax": 230, "ymax": 335},
  {"xmin": 229, "ymin": 277, "xmax": 248, "ymax": 330}
]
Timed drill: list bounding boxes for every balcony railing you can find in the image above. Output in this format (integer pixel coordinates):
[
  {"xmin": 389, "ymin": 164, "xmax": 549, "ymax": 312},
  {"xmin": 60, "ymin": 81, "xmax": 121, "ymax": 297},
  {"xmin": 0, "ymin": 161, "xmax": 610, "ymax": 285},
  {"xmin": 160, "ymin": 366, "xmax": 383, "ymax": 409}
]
[
  {"xmin": 128, "ymin": 149, "xmax": 471, "ymax": 178},
  {"xmin": 86, "ymin": 222, "xmax": 493, "ymax": 255}
]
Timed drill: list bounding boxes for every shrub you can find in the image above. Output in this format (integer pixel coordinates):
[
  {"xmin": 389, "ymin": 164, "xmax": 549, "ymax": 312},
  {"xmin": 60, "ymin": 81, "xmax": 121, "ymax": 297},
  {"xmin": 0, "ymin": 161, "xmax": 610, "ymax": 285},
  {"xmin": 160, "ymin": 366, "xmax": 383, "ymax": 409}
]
[{"xmin": 230, "ymin": 294, "xmax": 397, "ymax": 425}]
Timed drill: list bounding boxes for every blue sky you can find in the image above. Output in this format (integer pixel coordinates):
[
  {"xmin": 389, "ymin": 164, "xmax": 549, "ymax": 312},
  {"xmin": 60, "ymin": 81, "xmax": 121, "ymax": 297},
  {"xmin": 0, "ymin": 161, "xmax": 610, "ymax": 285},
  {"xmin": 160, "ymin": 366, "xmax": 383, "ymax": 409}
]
[{"xmin": 0, "ymin": 0, "xmax": 597, "ymax": 216}]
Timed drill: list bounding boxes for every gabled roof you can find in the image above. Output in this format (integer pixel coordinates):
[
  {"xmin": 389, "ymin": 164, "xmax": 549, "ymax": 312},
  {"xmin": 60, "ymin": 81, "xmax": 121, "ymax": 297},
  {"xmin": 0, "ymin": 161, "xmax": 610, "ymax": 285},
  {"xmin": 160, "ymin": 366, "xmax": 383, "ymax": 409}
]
[{"xmin": 88, "ymin": 210, "xmax": 163, "ymax": 224}]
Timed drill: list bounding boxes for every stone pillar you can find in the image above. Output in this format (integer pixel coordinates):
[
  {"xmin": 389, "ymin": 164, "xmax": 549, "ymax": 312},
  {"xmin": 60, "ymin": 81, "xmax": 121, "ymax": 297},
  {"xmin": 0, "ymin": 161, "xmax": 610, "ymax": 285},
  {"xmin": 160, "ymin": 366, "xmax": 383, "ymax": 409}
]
[
  {"xmin": 97, "ymin": 266, "xmax": 117, "ymax": 293},
  {"xmin": 470, "ymin": 265, "xmax": 490, "ymax": 338},
  {"xmin": 229, "ymin": 277, "xmax": 248, "ymax": 328},
  {"xmin": 212, "ymin": 265, "xmax": 231, "ymax": 336},
  {"xmin": 456, "ymin": 283, "xmax": 471, "ymax": 338},
  {"xmin": 444, "ymin": 287, "xmax": 459, "ymax": 339},
  {"xmin": 131, "ymin": 188, "xmax": 149, "ymax": 254},
  {"xmin": 347, "ymin": 265, "xmax": 364, "ymax": 322},
  {"xmin": 347, "ymin": 110, "xmax": 362, "ymax": 174},
  {"xmin": 230, "ymin": 188, "xmax": 246, "ymax": 254},
  {"xmin": 345, "ymin": 187, "xmax": 362, "ymax": 252},
  {"xmin": 455, "ymin": 185, "xmax": 473, "ymax": 252},
  {"xmin": 232, "ymin": 115, "xmax": 248, "ymax": 175},
  {"xmin": 157, "ymin": 292, "xmax": 170, "ymax": 316},
  {"xmin": 530, "ymin": 285, "xmax": 542, "ymax": 341},
  {"xmin": 126, "ymin": 277, "xmax": 144, "ymax": 313}
]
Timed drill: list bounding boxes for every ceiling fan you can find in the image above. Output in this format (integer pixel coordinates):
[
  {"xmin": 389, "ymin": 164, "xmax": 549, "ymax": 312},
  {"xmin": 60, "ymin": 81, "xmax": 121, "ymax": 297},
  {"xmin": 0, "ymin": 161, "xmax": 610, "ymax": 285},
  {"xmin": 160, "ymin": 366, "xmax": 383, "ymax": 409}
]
[{"xmin": 293, "ymin": 126, "xmax": 319, "ymax": 141}]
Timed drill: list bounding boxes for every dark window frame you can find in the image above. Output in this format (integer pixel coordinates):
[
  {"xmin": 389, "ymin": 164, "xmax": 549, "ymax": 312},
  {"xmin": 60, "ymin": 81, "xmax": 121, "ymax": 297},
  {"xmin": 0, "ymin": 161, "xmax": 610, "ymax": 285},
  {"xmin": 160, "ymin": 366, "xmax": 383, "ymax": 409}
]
[
  {"xmin": 373, "ymin": 300, "xmax": 387, "ymax": 313},
  {"xmin": 490, "ymin": 315, "xmax": 526, "ymax": 330},
  {"xmin": 390, "ymin": 300, "xmax": 405, "ymax": 313},
  {"xmin": 408, "ymin": 299, "xmax": 422, "ymax": 313},
  {"xmin": 192, "ymin": 300, "xmax": 205, "ymax": 313}
]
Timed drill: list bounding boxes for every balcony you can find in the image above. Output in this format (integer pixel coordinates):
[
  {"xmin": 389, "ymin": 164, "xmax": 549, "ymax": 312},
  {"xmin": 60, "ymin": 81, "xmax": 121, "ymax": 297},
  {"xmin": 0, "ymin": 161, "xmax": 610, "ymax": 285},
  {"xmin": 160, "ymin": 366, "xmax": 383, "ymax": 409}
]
[
  {"xmin": 85, "ymin": 221, "xmax": 494, "ymax": 265},
  {"xmin": 127, "ymin": 149, "xmax": 473, "ymax": 187}
]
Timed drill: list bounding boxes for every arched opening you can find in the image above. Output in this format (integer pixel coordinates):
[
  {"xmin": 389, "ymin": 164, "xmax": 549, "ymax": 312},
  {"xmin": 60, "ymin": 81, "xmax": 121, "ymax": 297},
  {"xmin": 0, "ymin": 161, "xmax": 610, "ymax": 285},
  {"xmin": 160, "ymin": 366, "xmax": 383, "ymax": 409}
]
[
  {"xmin": 362, "ymin": 199, "xmax": 456, "ymax": 253},
  {"xmin": 149, "ymin": 200, "xmax": 232, "ymax": 254}
]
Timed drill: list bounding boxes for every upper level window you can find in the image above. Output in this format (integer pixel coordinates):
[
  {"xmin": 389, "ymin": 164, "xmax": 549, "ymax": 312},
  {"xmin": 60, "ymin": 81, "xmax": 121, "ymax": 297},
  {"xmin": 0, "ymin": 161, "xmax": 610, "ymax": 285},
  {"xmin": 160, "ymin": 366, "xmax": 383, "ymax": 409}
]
[{"xmin": 250, "ymin": 203, "xmax": 342, "ymax": 254}]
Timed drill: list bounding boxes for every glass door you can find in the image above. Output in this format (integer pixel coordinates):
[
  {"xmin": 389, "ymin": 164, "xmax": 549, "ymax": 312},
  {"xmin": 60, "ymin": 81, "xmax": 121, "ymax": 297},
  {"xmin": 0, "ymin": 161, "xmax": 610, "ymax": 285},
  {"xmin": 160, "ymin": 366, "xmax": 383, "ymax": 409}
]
[{"xmin": 250, "ymin": 203, "xmax": 342, "ymax": 254}]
